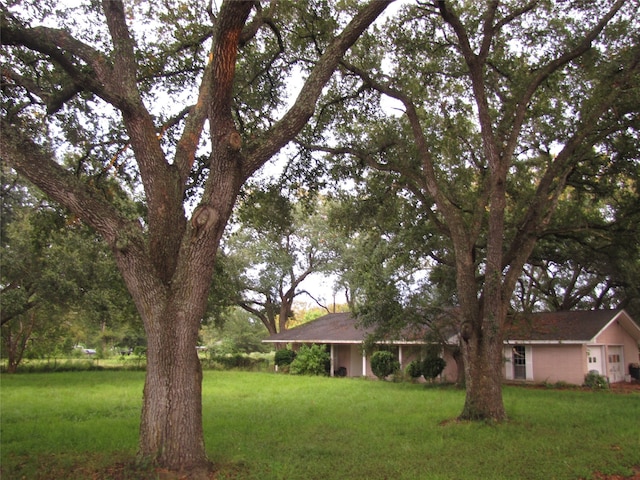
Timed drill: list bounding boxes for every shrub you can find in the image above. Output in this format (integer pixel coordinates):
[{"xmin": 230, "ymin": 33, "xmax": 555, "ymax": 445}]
[
  {"xmin": 406, "ymin": 360, "xmax": 423, "ymax": 379},
  {"xmin": 274, "ymin": 349, "xmax": 297, "ymax": 367},
  {"xmin": 584, "ymin": 371, "xmax": 609, "ymax": 389},
  {"xmin": 133, "ymin": 346, "xmax": 147, "ymax": 357},
  {"xmin": 290, "ymin": 344, "xmax": 330, "ymax": 376},
  {"xmin": 422, "ymin": 355, "xmax": 446, "ymax": 382},
  {"xmin": 371, "ymin": 350, "xmax": 400, "ymax": 380},
  {"xmin": 204, "ymin": 353, "xmax": 271, "ymax": 371},
  {"xmin": 4, "ymin": 359, "xmax": 104, "ymax": 374}
]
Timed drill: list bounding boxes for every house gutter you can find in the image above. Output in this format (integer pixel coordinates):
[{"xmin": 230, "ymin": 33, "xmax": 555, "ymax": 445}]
[
  {"xmin": 262, "ymin": 339, "xmax": 430, "ymax": 345},
  {"xmin": 504, "ymin": 340, "xmax": 588, "ymax": 345}
]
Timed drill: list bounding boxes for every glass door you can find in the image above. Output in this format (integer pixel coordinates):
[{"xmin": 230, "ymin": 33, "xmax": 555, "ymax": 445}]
[{"xmin": 513, "ymin": 345, "xmax": 527, "ymax": 380}]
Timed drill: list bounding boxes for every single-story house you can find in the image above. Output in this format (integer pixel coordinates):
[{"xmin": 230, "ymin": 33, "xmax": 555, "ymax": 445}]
[
  {"xmin": 503, "ymin": 309, "xmax": 640, "ymax": 384},
  {"xmin": 263, "ymin": 309, "xmax": 640, "ymax": 385},
  {"xmin": 263, "ymin": 312, "xmax": 453, "ymax": 379}
]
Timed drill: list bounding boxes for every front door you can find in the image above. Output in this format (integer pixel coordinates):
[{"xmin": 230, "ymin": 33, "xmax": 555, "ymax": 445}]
[
  {"xmin": 587, "ymin": 346, "xmax": 604, "ymax": 376},
  {"xmin": 513, "ymin": 345, "xmax": 527, "ymax": 380},
  {"xmin": 607, "ymin": 346, "xmax": 624, "ymax": 383}
]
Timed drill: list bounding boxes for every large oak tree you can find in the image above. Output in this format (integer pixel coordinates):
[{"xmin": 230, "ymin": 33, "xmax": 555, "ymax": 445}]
[
  {"xmin": 0, "ymin": 0, "xmax": 391, "ymax": 475},
  {"xmin": 312, "ymin": 0, "xmax": 639, "ymax": 421}
]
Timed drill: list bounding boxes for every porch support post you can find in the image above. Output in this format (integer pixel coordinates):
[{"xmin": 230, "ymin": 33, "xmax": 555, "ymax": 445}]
[
  {"xmin": 398, "ymin": 345, "xmax": 403, "ymax": 370},
  {"xmin": 362, "ymin": 352, "xmax": 367, "ymax": 377},
  {"xmin": 330, "ymin": 344, "xmax": 335, "ymax": 377}
]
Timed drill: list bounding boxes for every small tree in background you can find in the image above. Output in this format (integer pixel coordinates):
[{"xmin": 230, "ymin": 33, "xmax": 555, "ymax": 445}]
[
  {"xmin": 201, "ymin": 308, "xmax": 269, "ymax": 355},
  {"xmin": 371, "ymin": 350, "xmax": 400, "ymax": 380},
  {"xmin": 226, "ymin": 190, "xmax": 339, "ymax": 337}
]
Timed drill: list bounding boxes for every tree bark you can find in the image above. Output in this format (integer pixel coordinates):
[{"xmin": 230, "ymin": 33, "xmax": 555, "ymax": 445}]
[
  {"xmin": 458, "ymin": 306, "xmax": 507, "ymax": 420},
  {"xmin": 139, "ymin": 305, "xmax": 208, "ymax": 472}
]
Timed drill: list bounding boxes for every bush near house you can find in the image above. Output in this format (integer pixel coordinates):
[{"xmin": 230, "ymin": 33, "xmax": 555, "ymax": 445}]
[
  {"xmin": 274, "ymin": 349, "xmax": 296, "ymax": 367},
  {"xmin": 405, "ymin": 360, "xmax": 423, "ymax": 379},
  {"xmin": 422, "ymin": 355, "xmax": 446, "ymax": 382},
  {"xmin": 584, "ymin": 371, "xmax": 609, "ymax": 389},
  {"xmin": 371, "ymin": 351, "xmax": 400, "ymax": 380},
  {"xmin": 289, "ymin": 344, "xmax": 330, "ymax": 376}
]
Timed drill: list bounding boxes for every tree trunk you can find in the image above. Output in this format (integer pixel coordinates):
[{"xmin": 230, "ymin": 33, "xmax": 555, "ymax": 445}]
[
  {"xmin": 3, "ymin": 314, "xmax": 34, "ymax": 374},
  {"xmin": 5, "ymin": 331, "xmax": 19, "ymax": 374},
  {"xmin": 139, "ymin": 307, "xmax": 209, "ymax": 474},
  {"xmin": 459, "ymin": 309, "xmax": 507, "ymax": 421},
  {"xmin": 129, "ymin": 186, "xmax": 239, "ymax": 476}
]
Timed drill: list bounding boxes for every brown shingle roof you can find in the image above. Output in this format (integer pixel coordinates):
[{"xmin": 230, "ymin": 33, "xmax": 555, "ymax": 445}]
[
  {"xmin": 504, "ymin": 309, "xmax": 624, "ymax": 342},
  {"xmin": 263, "ymin": 312, "xmax": 433, "ymax": 344},
  {"xmin": 264, "ymin": 309, "xmax": 640, "ymax": 345},
  {"xmin": 263, "ymin": 312, "xmax": 372, "ymax": 344}
]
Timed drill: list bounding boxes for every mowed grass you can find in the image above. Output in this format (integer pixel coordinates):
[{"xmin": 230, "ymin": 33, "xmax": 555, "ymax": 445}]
[{"xmin": 1, "ymin": 371, "xmax": 639, "ymax": 479}]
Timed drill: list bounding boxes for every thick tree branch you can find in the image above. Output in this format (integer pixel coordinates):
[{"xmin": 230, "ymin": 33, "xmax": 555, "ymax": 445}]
[
  {"xmin": 2, "ymin": 64, "xmax": 83, "ymax": 115},
  {"xmin": 0, "ymin": 24, "xmax": 111, "ymax": 100},
  {"xmin": 305, "ymin": 141, "xmax": 449, "ymax": 235},
  {"xmin": 504, "ymin": 0, "xmax": 628, "ymax": 162},
  {"xmin": 436, "ymin": 1, "xmax": 474, "ymax": 64},
  {"xmin": 0, "ymin": 119, "xmax": 142, "ymax": 249},
  {"xmin": 101, "ymin": 0, "xmax": 139, "ymax": 96},
  {"xmin": 437, "ymin": 2, "xmax": 503, "ymax": 281},
  {"xmin": 243, "ymin": 0, "xmax": 394, "ymax": 178},
  {"xmin": 493, "ymin": 1, "xmax": 538, "ymax": 31},
  {"xmin": 341, "ymin": 60, "xmax": 479, "ymax": 254},
  {"xmin": 238, "ymin": 1, "xmax": 279, "ymax": 47},
  {"xmin": 479, "ymin": 1, "xmax": 499, "ymax": 61},
  {"xmin": 502, "ymin": 47, "xmax": 640, "ymax": 295},
  {"xmin": 2, "ymin": 2, "xmax": 180, "ymax": 263},
  {"xmin": 174, "ymin": 53, "xmax": 214, "ymax": 181}
]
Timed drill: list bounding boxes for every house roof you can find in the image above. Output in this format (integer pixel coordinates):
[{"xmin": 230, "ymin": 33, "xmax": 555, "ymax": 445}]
[
  {"xmin": 263, "ymin": 312, "xmax": 435, "ymax": 344},
  {"xmin": 263, "ymin": 312, "xmax": 374, "ymax": 344},
  {"xmin": 505, "ymin": 309, "xmax": 640, "ymax": 344},
  {"xmin": 263, "ymin": 309, "xmax": 640, "ymax": 346}
]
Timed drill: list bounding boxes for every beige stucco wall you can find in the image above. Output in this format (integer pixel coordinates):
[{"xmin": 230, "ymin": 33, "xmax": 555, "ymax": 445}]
[
  {"xmin": 349, "ymin": 344, "xmax": 365, "ymax": 376},
  {"xmin": 330, "ymin": 343, "xmax": 380, "ymax": 378},
  {"xmin": 502, "ymin": 344, "xmax": 588, "ymax": 385},
  {"xmin": 398, "ymin": 345, "xmax": 422, "ymax": 369},
  {"xmin": 531, "ymin": 344, "xmax": 585, "ymax": 385},
  {"xmin": 595, "ymin": 320, "xmax": 640, "ymax": 368}
]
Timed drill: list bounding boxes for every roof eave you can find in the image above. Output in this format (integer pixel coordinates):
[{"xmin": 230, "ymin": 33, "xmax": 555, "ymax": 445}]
[
  {"xmin": 504, "ymin": 340, "xmax": 586, "ymax": 345},
  {"xmin": 262, "ymin": 339, "xmax": 362, "ymax": 344},
  {"xmin": 262, "ymin": 339, "xmax": 431, "ymax": 345}
]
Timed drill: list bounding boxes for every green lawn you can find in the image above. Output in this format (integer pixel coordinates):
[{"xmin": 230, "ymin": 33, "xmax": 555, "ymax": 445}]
[{"xmin": 1, "ymin": 371, "xmax": 639, "ymax": 479}]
